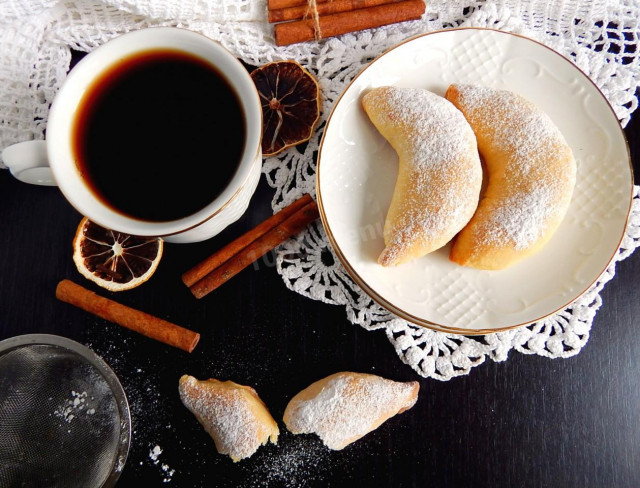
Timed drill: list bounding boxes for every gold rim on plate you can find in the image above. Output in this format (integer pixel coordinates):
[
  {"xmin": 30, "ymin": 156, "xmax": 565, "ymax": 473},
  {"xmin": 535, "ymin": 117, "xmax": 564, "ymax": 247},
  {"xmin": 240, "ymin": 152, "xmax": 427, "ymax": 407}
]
[{"xmin": 315, "ymin": 27, "xmax": 634, "ymax": 335}]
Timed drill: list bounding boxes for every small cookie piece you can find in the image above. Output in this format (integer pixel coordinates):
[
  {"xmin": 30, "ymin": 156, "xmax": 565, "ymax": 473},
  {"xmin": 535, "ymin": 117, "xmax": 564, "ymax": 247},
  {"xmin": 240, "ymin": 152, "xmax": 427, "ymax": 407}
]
[
  {"xmin": 446, "ymin": 84, "xmax": 576, "ymax": 269},
  {"xmin": 362, "ymin": 86, "xmax": 482, "ymax": 266},
  {"xmin": 178, "ymin": 375, "xmax": 279, "ymax": 462},
  {"xmin": 283, "ymin": 372, "xmax": 419, "ymax": 450}
]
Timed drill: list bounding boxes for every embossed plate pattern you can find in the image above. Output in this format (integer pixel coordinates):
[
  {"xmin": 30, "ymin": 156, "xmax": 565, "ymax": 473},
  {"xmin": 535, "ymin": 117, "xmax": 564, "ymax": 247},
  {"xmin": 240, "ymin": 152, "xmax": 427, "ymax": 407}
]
[{"xmin": 316, "ymin": 28, "xmax": 633, "ymax": 333}]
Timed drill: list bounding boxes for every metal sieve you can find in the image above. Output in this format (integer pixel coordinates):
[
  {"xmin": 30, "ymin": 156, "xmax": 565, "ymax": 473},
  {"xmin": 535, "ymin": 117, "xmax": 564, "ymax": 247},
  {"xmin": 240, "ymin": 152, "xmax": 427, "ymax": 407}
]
[{"xmin": 0, "ymin": 334, "xmax": 131, "ymax": 488}]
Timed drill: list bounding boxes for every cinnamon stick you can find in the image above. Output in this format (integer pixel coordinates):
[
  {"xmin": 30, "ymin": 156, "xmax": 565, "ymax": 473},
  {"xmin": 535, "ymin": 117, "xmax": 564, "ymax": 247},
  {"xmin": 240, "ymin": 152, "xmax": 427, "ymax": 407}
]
[
  {"xmin": 182, "ymin": 194, "xmax": 313, "ymax": 287},
  {"xmin": 268, "ymin": 0, "xmax": 330, "ymax": 10},
  {"xmin": 189, "ymin": 200, "xmax": 319, "ymax": 299},
  {"xmin": 269, "ymin": 0, "xmax": 399, "ymax": 23},
  {"xmin": 273, "ymin": 0, "xmax": 425, "ymax": 46},
  {"xmin": 56, "ymin": 279, "xmax": 200, "ymax": 353}
]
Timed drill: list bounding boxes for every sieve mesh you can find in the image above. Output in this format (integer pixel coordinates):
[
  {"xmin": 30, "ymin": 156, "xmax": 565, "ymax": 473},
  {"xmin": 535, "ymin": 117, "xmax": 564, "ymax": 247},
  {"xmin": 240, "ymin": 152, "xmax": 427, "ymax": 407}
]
[{"xmin": 0, "ymin": 335, "xmax": 130, "ymax": 488}]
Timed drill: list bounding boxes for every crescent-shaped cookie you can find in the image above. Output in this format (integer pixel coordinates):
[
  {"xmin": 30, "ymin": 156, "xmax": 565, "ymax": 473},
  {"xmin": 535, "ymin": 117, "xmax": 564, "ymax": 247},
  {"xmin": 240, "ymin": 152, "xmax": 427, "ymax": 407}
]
[
  {"xmin": 362, "ymin": 86, "xmax": 482, "ymax": 266},
  {"xmin": 178, "ymin": 375, "xmax": 279, "ymax": 462},
  {"xmin": 283, "ymin": 372, "xmax": 419, "ymax": 450},
  {"xmin": 446, "ymin": 84, "xmax": 576, "ymax": 270}
]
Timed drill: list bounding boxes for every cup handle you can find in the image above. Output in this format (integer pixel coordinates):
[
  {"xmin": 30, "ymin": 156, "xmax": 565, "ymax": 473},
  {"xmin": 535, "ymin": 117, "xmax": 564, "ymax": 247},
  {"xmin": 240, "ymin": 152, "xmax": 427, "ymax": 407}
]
[{"xmin": 2, "ymin": 140, "xmax": 57, "ymax": 186}]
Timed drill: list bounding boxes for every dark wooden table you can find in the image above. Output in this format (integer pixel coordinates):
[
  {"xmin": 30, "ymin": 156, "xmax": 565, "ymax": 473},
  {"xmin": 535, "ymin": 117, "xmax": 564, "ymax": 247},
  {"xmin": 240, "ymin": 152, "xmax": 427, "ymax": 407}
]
[{"xmin": 1, "ymin": 104, "xmax": 639, "ymax": 488}]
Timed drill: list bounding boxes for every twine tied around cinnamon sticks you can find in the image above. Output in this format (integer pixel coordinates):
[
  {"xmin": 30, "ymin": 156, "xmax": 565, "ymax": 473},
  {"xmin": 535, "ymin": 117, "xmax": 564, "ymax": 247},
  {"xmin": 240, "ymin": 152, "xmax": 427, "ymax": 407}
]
[
  {"xmin": 269, "ymin": 0, "xmax": 426, "ymax": 46},
  {"xmin": 305, "ymin": 0, "xmax": 323, "ymax": 40}
]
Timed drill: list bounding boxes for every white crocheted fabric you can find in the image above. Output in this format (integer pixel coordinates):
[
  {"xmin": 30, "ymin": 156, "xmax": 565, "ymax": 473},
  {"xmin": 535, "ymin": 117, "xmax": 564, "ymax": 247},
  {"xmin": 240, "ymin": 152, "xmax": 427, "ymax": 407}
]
[{"xmin": 1, "ymin": 0, "xmax": 639, "ymax": 380}]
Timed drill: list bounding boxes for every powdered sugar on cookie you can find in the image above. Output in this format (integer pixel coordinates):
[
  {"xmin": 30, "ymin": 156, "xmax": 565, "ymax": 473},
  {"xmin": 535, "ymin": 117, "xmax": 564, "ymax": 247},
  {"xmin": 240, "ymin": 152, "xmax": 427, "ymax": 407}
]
[
  {"xmin": 481, "ymin": 183, "xmax": 560, "ymax": 250},
  {"xmin": 283, "ymin": 372, "xmax": 419, "ymax": 450},
  {"xmin": 453, "ymin": 84, "xmax": 565, "ymax": 174},
  {"xmin": 447, "ymin": 84, "xmax": 576, "ymax": 269},
  {"xmin": 362, "ymin": 86, "xmax": 482, "ymax": 265},
  {"xmin": 178, "ymin": 376, "xmax": 279, "ymax": 462}
]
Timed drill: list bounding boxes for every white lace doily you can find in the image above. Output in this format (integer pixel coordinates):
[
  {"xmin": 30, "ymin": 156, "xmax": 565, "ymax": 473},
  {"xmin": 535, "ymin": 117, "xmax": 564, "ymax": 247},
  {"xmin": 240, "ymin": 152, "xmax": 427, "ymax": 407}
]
[{"xmin": 2, "ymin": 0, "xmax": 639, "ymax": 380}]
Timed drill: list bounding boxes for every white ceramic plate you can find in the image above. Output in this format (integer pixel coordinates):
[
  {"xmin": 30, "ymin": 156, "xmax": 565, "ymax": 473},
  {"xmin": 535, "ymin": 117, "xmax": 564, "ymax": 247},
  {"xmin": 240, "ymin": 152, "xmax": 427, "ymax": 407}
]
[{"xmin": 316, "ymin": 28, "xmax": 633, "ymax": 334}]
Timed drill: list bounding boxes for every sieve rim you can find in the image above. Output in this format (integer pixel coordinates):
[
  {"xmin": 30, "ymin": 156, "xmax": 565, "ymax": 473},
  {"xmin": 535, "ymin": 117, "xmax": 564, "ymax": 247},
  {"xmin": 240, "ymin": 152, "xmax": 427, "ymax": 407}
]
[{"xmin": 0, "ymin": 333, "xmax": 131, "ymax": 488}]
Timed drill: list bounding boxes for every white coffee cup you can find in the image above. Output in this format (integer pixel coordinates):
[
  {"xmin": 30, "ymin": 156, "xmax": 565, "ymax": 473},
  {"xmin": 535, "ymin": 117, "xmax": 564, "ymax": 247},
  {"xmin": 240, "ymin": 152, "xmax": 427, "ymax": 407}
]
[{"xmin": 2, "ymin": 27, "xmax": 262, "ymax": 243}]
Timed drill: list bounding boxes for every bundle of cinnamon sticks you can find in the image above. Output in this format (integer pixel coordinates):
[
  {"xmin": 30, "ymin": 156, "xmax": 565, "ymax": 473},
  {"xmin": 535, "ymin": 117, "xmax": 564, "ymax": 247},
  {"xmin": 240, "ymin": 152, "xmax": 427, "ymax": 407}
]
[
  {"xmin": 183, "ymin": 194, "xmax": 319, "ymax": 299},
  {"xmin": 270, "ymin": 0, "xmax": 426, "ymax": 46}
]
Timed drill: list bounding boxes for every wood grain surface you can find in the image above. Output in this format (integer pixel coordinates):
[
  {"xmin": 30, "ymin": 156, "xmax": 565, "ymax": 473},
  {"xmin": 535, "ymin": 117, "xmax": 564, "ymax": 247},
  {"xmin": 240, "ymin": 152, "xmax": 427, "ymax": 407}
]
[{"xmin": 0, "ymin": 80, "xmax": 638, "ymax": 488}]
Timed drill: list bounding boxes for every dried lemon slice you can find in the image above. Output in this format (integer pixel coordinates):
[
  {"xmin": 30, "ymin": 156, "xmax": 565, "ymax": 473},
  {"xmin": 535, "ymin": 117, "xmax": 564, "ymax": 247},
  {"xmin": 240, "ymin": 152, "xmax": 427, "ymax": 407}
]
[
  {"xmin": 72, "ymin": 217, "xmax": 163, "ymax": 291},
  {"xmin": 251, "ymin": 60, "xmax": 320, "ymax": 156}
]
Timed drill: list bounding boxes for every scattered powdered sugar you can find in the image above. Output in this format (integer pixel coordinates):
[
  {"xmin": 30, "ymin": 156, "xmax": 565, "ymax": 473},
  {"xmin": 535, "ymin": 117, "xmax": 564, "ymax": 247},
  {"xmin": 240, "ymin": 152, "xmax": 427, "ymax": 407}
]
[
  {"xmin": 85, "ymin": 332, "xmax": 363, "ymax": 485},
  {"xmin": 53, "ymin": 390, "xmax": 96, "ymax": 423},
  {"xmin": 363, "ymin": 86, "xmax": 482, "ymax": 264},
  {"xmin": 285, "ymin": 373, "xmax": 417, "ymax": 450},
  {"xmin": 148, "ymin": 445, "xmax": 175, "ymax": 483},
  {"xmin": 86, "ymin": 336, "xmax": 168, "ymax": 443},
  {"xmin": 160, "ymin": 463, "xmax": 176, "ymax": 483},
  {"xmin": 149, "ymin": 445, "xmax": 163, "ymax": 462},
  {"xmin": 241, "ymin": 434, "xmax": 339, "ymax": 488}
]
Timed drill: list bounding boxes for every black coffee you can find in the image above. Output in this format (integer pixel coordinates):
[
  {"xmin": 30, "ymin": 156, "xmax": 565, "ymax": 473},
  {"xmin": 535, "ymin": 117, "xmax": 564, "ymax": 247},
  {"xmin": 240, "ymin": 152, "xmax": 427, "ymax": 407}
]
[{"xmin": 72, "ymin": 49, "xmax": 246, "ymax": 222}]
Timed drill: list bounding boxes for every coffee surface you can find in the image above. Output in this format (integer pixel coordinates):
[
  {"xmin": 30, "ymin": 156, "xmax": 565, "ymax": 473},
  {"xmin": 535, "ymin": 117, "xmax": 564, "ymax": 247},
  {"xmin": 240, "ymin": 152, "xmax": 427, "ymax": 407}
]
[{"xmin": 73, "ymin": 50, "xmax": 246, "ymax": 222}]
